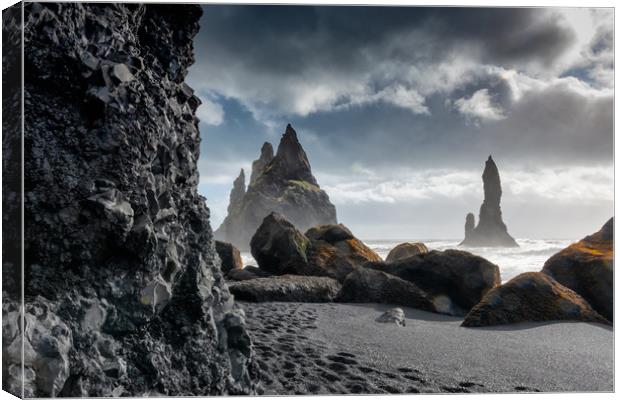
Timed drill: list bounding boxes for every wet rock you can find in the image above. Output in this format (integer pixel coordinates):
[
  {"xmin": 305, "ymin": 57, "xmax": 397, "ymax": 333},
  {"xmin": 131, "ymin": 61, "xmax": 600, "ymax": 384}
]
[
  {"xmin": 542, "ymin": 218, "xmax": 613, "ymax": 320},
  {"xmin": 460, "ymin": 156, "xmax": 518, "ymax": 247},
  {"xmin": 338, "ymin": 268, "xmax": 436, "ymax": 313},
  {"xmin": 216, "ymin": 240, "xmax": 244, "ymax": 274},
  {"xmin": 3, "ymin": 3, "xmax": 255, "ymax": 396},
  {"xmin": 228, "ymin": 275, "xmax": 342, "ymax": 303},
  {"xmin": 385, "ymin": 242, "xmax": 428, "ymax": 262},
  {"xmin": 366, "ymin": 250, "xmax": 500, "ymax": 316},
  {"xmin": 462, "ymin": 272, "xmax": 609, "ymax": 327},
  {"xmin": 376, "ymin": 308, "xmax": 406, "ymax": 327},
  {"xmin": 216, "ymin": 124, "xmax": 337, "ymax": 249}
]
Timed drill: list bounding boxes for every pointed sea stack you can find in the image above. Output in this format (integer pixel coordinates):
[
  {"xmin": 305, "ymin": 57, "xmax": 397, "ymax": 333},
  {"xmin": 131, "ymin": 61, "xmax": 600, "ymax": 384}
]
[
  {"xmin": 228, "ymin": 169, "xmax": 246, "ymax": 214},
  {"xmin": 250, "ymin": 142, "xmax": 274, "ymax": 185},
  {"xmin": 460, "ymin": 156, "xmax": 518, "ymax": 247},
  {"xmin": 215, "ymin": 124, "xmax": 337, "ymax": 249}
]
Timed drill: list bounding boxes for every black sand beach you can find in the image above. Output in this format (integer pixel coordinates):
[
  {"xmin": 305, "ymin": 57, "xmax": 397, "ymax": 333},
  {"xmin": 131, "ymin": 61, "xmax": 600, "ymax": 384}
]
[{"xmin": 242, "ymin": 301, "xmax": 613, "ymax": 395}]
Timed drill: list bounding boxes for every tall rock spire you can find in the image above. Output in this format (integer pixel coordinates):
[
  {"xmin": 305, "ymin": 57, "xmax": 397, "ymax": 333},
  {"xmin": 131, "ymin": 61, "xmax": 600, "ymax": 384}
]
[
  {"xmin": 267, "ymin": 124, "xmax": 318, "ymax": 185},
  {"xmin": 249, "ymin": 142, "xmax": 274, "ymax": 185},
  {"xmin": 215, "ymin": 124, "xmax": 337, "ymax": 249},
  {"xmin": 227, "ymin": 169, "xmax": 246, "ymax": 214},
  {"xmin": 460, "ymin": 156, "xmax": 518, "ymax": 247}
]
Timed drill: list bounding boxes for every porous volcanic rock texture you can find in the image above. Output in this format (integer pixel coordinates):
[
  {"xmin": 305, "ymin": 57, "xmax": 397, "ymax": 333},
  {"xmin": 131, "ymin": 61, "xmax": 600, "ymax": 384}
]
[{"xmin": 2, "ymin": 3, "xmax": 254, "ymax": 397}]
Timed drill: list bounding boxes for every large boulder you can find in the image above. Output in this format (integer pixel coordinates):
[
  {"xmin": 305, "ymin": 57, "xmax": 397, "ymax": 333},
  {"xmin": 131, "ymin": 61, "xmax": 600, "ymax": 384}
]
[
  {"xmin": 462, "ymin": 272, "xmax": 609, "ymax": 327},
  {"xmin": 542, "ymin": 218, "xmax": 613, "ymax": 321},
  {"xmin": 215, "ymin": 240, "xmax": 244, "ymax": 274},
  {"xmin": 2, "ymin": 3, "xmax": 254, "ymax": 396},
  {"xmin": 215, "ymin": 124, "xmax": 337, "ymax": 249},
  {"xmin": 385, "ymin": 242, "xmax": 428, "ymax": 262},
  {"xmin": 305, "ymin": 224, "xmax": 382, "ymax": 282},
  {"xmin": 366, "ymin": 250, "xmax": 500, "ymax": 316},
  {"xmin": 228, "ymin": 275, "xmax": 342, "ymax": 303},
  {"xmin": 249, "ymin": 212, "xmax": 311, "ymax": 276},
  {"xmin": 338, "ymin": 268, "xmax": 436, "ymax": 314}
]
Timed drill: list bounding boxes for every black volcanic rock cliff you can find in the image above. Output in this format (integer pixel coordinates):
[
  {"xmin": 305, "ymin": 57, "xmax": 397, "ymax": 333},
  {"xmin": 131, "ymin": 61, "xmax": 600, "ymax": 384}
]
[
  {"xmin": 216, "ymin": 124, "xmax": 337, "ymax": 249},
  {"xmin": 2, "ymin": 3, "xmax": 254, "ymax": 397},
  {"xmin": 460, "ymin": 156, "xmax": 518, "ymax": 247}
]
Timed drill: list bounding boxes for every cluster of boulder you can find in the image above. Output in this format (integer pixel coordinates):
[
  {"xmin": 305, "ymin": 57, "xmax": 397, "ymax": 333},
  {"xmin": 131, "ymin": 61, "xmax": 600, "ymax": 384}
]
[
  {"xmin": 216, "ymin": 215, "xmax": 613, "ymax": 328},
  {"xmin": 217, "ymin": 212, "xmax": 502, "ymax": 318}
]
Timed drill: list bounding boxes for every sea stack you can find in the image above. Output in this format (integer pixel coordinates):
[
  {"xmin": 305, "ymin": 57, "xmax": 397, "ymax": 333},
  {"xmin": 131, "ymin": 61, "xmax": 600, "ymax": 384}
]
[
  {"xmin": 460, "ymin": 156, "xmax": 518, "ymax": 247},
  {"xmin": 216, "ymin": 124, "xmax": 337, "ymax": 249}
]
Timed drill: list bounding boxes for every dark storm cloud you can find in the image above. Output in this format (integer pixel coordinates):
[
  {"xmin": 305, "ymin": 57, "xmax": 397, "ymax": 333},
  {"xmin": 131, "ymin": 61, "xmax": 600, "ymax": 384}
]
[{"xmin": 196, "ymin": 6, "xmax": 575, "ymax": 72}]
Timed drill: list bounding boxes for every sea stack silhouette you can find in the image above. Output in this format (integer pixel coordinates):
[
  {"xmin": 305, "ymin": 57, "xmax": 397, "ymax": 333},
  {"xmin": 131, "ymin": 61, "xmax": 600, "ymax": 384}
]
[
  {"xmin": 215, "ymin": 124, "xmax": 337, "ymax": 249},
  {"xmin": 460, "ymin": 156, "xmax": 518, "ymax": 247}
]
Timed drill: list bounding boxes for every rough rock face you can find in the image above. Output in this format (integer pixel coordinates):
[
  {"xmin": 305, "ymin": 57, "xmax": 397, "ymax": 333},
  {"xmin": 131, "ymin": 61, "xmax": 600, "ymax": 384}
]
[
  {"xmin": 385, "ymin": 242, "xmax": 428, "ymax": 262},
  {"xmin": 249, "ymin": 142, "xmax": 274, "ymax": 185},
  {"xmin": 542, "ymin": 218, "xmax": 613, "ymax": 321},
  {"xmin": 215, "ymin": 241, "xmax": 244, "ymax": 274},
  {"xmin": 462, "ymin": 272, "xmax": 609, "ymax": 327},
  {"xmin": 215, "ymin": 124, "xmax": 337, "ymax": 249},
  {"xmin": 228, "ymin": 275, "xmax": 342, "ymax": 303},
  {"xmin": 338, "ymin": 268, "xmax": 436, "ymax": 313},
  {"xmin": 2, "ymin": 3, "xmax": 253, "ymax": 397},
  {"xmin": 250, "ymin": 214, "xmax": 380, "ymax": 282},
  {"xmin": 366, "ymin": 250, "xmax": 501, "ymax": 316},
  {"xmin": 460, "ymin": 156, "xmax": 518, "ymax": 247}
]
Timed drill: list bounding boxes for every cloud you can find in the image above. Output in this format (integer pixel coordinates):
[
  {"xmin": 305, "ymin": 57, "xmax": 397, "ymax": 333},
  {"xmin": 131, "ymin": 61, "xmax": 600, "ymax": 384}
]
[
  {"xmin": 454, "ymin": 88, "xmax": 505, "ymax": 122},
  {"xmin": 196, "ymin": 95, "xmax": 225, "ymax": 126},
  {"xmin": 187, "ymin": 6, "xmax": 594, "ymax": 122},
  {"xmin": 318, "ymin": 165, "xmax": 612, "ymax": 206}
]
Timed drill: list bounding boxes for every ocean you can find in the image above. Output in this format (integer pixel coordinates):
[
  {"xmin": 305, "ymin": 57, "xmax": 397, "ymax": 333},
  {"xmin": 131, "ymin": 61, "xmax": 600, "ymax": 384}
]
[{"xmin": 240, "ymin": 238, "xmax": 575, "ymax": 282}]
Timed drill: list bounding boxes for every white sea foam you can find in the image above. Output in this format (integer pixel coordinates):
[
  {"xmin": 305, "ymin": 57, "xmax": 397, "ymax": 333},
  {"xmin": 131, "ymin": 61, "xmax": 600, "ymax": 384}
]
[{"xmin": 240, "ymin": 238, "xmax": 574, "ymax": 282}]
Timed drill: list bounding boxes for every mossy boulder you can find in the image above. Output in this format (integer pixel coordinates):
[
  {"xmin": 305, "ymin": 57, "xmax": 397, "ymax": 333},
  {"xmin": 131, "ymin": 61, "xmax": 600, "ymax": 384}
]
[
  {"xmin": 250, "ymin": 212, "xmax": 311, "ymax": 275},
  {"xmin": 542, "ymin": 218, "xmax": 613, "ymax": 321},
  {"xmin": 250, "ymin": 215, "xmax": 381, "ymax": 283},
  {"xmin": 385, "ymin": 242, "xmax": 429, "ymax": 262},
  {"xmin": 462, "ymin": 272, "xmax": 609, "ymax": 327},
  {"xmin": 366, "ymin": 249, "xmax": 500, "ymax": 316}
]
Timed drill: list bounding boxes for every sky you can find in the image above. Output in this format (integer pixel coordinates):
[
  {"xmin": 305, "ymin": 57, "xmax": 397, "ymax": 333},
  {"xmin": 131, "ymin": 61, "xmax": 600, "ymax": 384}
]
[{"xmin": 186, "ymin": 5, "xmax": 613, "ymax": 240}]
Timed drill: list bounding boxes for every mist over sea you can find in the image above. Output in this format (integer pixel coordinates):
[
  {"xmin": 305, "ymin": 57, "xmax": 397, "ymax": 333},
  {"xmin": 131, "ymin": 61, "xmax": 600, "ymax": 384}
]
[{"xmin": 241, "ymin": 238, "xmax": 575, "ymax": 282}]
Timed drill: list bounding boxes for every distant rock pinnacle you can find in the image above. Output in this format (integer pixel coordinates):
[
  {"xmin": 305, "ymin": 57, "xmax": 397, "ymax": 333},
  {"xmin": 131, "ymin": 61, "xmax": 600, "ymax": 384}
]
[
  {"xmin": 250, "ymin": 142, "xmax": 274, "ymax": 185},
  {"xmin": 460, "ymin": 156, "xmax": 518, "ymax": 247},
  {"xmin": 215, "ymin": 124, "xmax": 337, "ymax": 249},
  {"xmin": 227, "ymin": 169, "xmax": 246, "ymax": 214}
]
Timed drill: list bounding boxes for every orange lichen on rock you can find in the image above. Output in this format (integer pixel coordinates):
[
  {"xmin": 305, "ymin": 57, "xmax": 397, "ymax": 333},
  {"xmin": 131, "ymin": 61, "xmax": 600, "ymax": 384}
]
[{"xmin": 542, "ymin": 218, "xmax": 613, "ymax": 321}]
